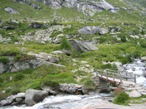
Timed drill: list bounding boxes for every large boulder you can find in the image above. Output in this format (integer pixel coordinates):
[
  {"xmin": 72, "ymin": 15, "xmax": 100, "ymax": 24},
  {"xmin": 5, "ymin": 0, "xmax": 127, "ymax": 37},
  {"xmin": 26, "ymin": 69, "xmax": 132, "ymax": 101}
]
[
  {"xmin": 127, "ymin": 90, "xmax": 142, "ymax": 98},
  {"xmin": 0, "ymin": 59, "xmax": 42, "ymax": 73},
  {"xmin": 9, "ymin": 59, "xmax": 41, "ymax": 73},
  {"xmin": 97, "ymin": 78, "xmax": 111, "ymax": 93},
  {"xmin": 4, "ymin": 7, "xmax": 19, "ymax": 14},
  {"xmin": 69, "ymin": 40, "xmax": 98, "ymax": 52},
  {"xmin": 25, "ymin": 89, "xmax": 48, "ymax": 106}
]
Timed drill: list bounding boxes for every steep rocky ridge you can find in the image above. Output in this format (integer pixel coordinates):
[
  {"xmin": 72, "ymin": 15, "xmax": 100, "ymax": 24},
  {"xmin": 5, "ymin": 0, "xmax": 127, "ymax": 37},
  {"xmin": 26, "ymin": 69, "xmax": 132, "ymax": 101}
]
[{"xmin": 14, "ymin": 0, "xmax": 117, "ymax": 16}]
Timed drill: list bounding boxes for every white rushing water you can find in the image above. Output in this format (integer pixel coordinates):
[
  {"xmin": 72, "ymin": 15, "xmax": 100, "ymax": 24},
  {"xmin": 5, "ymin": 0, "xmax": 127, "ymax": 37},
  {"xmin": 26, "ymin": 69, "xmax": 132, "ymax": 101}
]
[
  {"xmin": 0, "ymin": 94, "xmax": 109, "ymax": 109},
  {"xmin": 123, "ymin": 59, "xmax": 146, "ymax": 86}
]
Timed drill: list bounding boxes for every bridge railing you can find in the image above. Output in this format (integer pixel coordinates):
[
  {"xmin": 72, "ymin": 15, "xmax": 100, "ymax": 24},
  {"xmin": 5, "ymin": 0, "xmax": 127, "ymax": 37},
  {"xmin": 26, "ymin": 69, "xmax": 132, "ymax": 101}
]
[{"xmin": 96, "ymin": 69, "xmax": 136, "ymax": 83}]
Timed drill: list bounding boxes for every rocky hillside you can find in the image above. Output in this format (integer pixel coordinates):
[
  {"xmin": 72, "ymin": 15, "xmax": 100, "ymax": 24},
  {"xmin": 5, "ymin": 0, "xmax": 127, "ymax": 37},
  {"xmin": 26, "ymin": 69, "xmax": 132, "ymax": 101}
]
[{"xmin": 0, "ymin": 0, "xmax": 146, "ymax": 104}]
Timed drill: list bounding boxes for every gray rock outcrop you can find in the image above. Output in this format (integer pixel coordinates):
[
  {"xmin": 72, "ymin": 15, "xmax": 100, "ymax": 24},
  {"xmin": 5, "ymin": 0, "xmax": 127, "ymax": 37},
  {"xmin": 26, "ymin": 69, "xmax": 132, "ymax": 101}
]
[
  {"xmin": 4, "ymin": 7, "xmax": 19, "ymax": 14},
  {"xmin": 15, "ymin": 0, "xmax": 41, "ymax": 9},
  {"xmin": 16, "ymin": 0, "xmax": 117, "ymax": 16},
  {"xmin": 25, "ymin": 89, "xmax": 48, "ymax": 106},
  {"xmin": 0, "ymin": 51, "xmax": 61, "ymax": 74},
  {"xmin": 78, "ymin": 26, "xmax": 109, "ymax": 35},
  {"xmin": 0, "ymin": 34, "xmax": 11, "ymax": 43},
  {"xmin": 59, "ymin": 84, "xmax": 84, "ymax": 94},
  {"xmin": 0, "ymin": 93, "xmax": 25, "ymax": 106},
  {"xmin": 0, "ymin": 59, "xmax": 41, "ymax": 73},
  {"xmin": 21, "ymin": 25, "xmax": 71, "ymax": 44},
  {"xmin": 69, "ymin": 40, "xmax": 98, "ymax": 52}
]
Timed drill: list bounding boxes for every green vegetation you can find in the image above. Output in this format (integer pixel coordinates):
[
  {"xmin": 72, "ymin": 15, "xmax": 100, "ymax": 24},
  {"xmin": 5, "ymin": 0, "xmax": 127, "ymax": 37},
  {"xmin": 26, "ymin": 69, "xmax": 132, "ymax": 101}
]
[
  {"xmin": 80, "ymin": 41, "xmax": 146, "ymax": 69},
  {"xmin": 113, "ymin": 92, "xmax": 129, "ymax": 105},
  {"xmin": 0, "ymin": 56, "xmax": 9, "ymax": 64},
  {"xmin": 129, "ymin": 95, "xmax": 146, "ymax": 104},
  {"xmin": 60, "ymin": 36, "xmax": 71, "ymax": 50}
]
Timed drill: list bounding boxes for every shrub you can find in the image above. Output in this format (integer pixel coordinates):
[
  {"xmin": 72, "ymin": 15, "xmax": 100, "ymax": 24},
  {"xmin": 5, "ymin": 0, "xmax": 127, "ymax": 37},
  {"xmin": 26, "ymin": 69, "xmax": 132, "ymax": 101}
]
[
  {"xmin": 140, "ymin": 40, "xmax": 146, "ymax": 48},
  {"xmin": 0, "ymin": 56, "xmax": 9, "ymax": 64},
  {"xmin": 120, "ymin": 35, "xmax": 127, "ymax": 42},
  {"xmin": 14, "ymin": 73, "xmax": 24, "ymax": 81},
  {"xmin": 0, "ymin": 78, "xmax": 3, "ymax": 86},
  {"xmin": 113, "ymin": 91, "xmax": 129, "ymax": 105},
  {"xmin": 121, "ymin": 55, "xmax": 132, "ymax": 64},
  {"xmin": 60, "ymin": 36, "xmax": 71, "ymax": 50},
  {"xmin": 0, "ymin": 78, "xmax": 3, "ymax": 83}
]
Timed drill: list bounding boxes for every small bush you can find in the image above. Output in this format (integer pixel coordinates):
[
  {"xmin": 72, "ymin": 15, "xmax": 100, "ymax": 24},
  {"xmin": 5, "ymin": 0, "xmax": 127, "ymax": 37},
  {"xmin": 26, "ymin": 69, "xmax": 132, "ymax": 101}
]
[
  {"xmin": 0, "ymin": 78, "xmax": 3, "ymax": 83},
  {"xmin": 0, "ymin": 56, "xmax": 9, "ymax": 64},
  {"xmin": 14, "ymin": 73, "xmax": 24, "ymax": 81},
  {"xmin": 140, "ymin": 40, "xmax": 146, "ymax": 48},
  {"xmin": 0, "ymin": 78, "xmax": 3, "ymax": 86},
  {"xmin": 120, "ymin": 35, "xmax": 127, "ymax": 42},
  {"xmin": 60, "ymin": 36, "xmax": 71, "ymax": 50},
  {"xmin": 113, "ymin": 92, "xmax": 129, "ymax": 105}
]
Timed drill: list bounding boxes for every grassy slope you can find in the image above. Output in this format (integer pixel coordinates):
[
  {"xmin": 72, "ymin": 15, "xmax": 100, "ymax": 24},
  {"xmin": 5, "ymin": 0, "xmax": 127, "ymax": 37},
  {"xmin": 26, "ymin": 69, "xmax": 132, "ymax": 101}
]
[{"xmin": 0, "ymin": 0, "xmax": 146, "ymax": 99}]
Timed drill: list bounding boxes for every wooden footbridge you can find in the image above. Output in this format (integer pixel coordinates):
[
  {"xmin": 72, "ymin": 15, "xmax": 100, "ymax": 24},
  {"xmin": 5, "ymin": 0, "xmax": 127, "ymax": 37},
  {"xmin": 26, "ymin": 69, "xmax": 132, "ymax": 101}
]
[{"xmin": 96, "ymin": 69, "xmax": 137, "ymax": 86}]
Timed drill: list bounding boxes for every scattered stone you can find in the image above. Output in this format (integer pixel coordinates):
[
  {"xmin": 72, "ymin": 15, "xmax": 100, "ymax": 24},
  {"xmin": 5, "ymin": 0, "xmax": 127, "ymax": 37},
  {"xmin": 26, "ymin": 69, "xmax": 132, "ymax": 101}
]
[
  {"xmin": 21, "ymin": 25, "xmax": 71, "ymax": 44},
  {"xmin": 42, "ymin": 87, "xmax": 57, "ymax": 95},
  {"xmin": 78, "ymin": 26, "xmax": 99, "ymax": 34},
  {"xmin": 31, "ymin": 4, "xmax": 42, "ymax": 10},
  {"xmin": 98, "ymin": 28, "xmax": 109, "ymax": 35},
  {"xmin": 52, "ymin": 50, "xmax": 64, "ymax": 55},
  {"xmin": 62, "ymin": 49, "xmax": 72, "ymax": 56}
]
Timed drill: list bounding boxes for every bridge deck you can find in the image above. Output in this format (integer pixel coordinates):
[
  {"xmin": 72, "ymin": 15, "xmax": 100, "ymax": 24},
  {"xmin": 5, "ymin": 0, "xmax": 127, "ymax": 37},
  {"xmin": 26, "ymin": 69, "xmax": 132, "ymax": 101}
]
[{"xmin": 97, "ymin": 74, "xmax": 136, "ymax": 85}]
